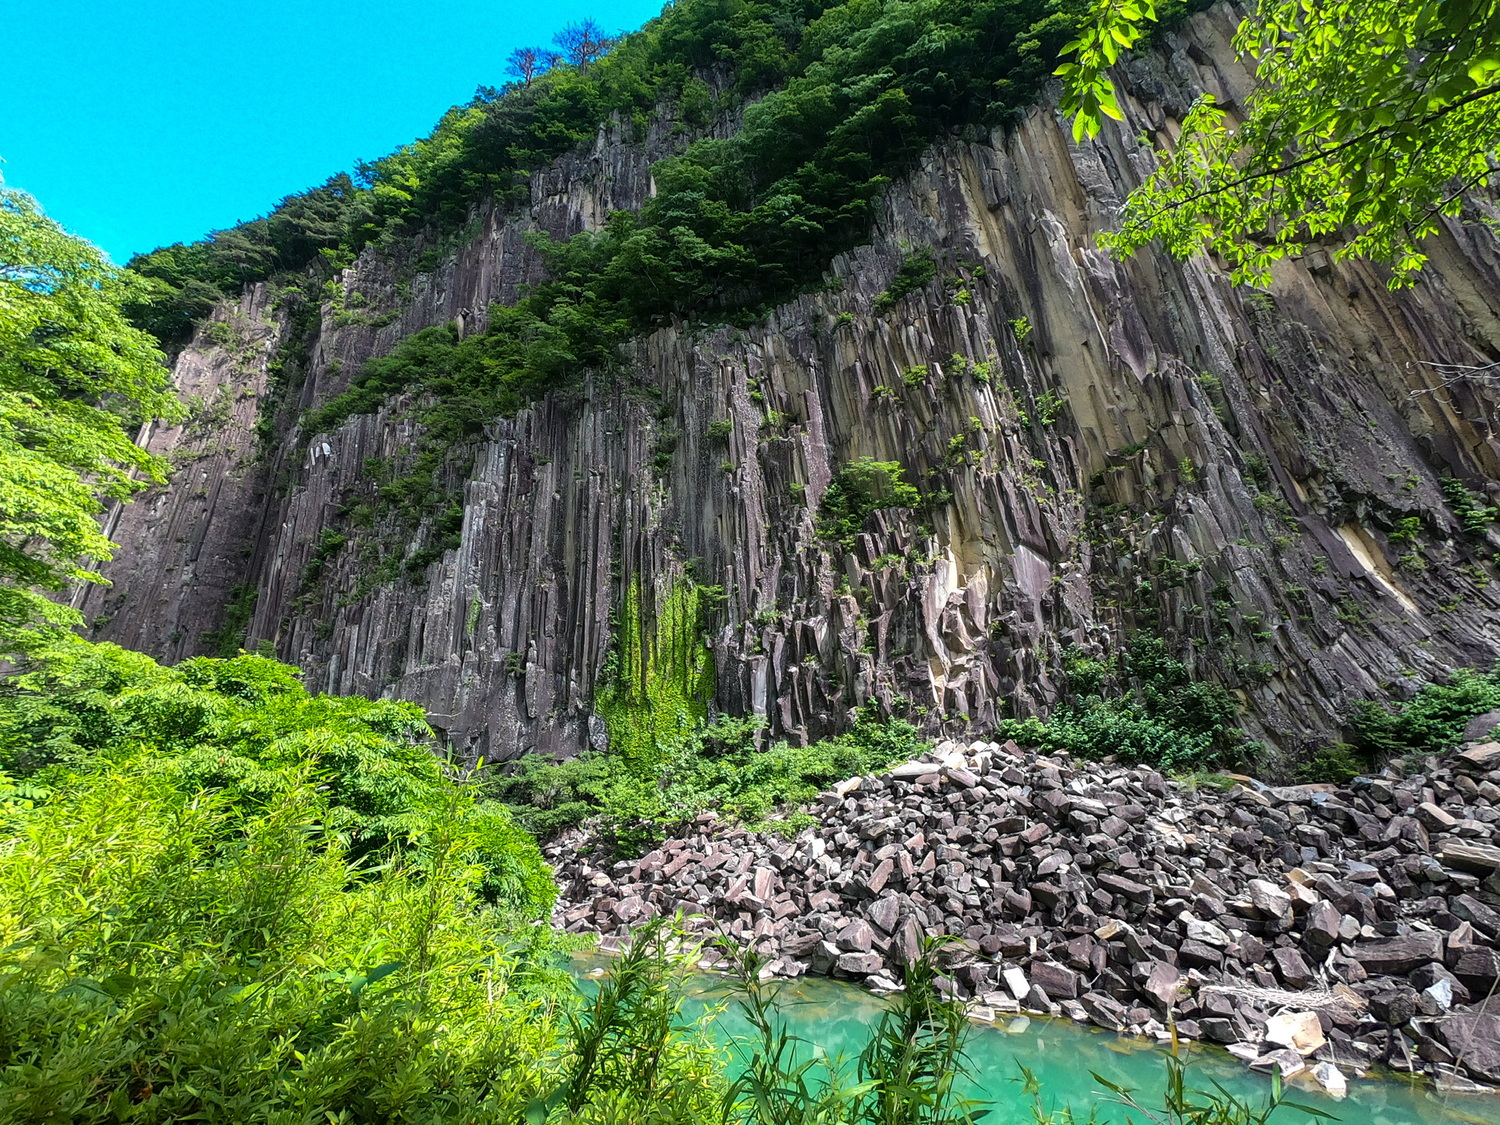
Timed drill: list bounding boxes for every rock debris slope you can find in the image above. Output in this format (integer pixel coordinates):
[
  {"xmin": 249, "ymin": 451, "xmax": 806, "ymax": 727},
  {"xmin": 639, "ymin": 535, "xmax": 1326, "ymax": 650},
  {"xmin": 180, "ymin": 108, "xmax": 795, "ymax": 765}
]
[
  {"xmin": 80, "ymin": 4, "xmax": 1500, "ymax": 760},
  {"xmin": 548, "ymin": 725, "xmax": 1500, "ymax": 1089}
]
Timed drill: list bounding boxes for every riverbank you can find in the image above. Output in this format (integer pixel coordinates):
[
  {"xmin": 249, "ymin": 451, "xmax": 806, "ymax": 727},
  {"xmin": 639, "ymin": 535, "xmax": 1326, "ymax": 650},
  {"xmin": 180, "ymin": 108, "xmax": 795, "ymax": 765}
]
[{"xmin": 547, "ymin": 727, "xmax": 1500, "ymax": 1094}]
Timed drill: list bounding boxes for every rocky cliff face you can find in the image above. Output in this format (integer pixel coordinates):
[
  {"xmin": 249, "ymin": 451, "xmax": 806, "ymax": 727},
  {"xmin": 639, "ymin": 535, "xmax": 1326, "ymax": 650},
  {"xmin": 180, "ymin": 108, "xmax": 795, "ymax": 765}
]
[{"xmin": 81, "ymin": 5, "xmax": 1500, "ymax": 763}]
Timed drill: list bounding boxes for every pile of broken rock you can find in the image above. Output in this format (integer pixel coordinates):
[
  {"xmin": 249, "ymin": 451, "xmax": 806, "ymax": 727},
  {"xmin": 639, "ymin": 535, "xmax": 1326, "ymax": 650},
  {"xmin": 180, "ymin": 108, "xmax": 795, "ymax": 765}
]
[{"xmin": 546, "ymin": 721, "xmax": 1500, "ymax": 1094}]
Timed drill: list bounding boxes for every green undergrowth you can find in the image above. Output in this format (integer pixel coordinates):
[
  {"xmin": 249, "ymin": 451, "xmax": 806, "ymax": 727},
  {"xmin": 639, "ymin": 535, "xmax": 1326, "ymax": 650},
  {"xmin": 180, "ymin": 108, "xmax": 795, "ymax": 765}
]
[
  {"xmin": 0, "ymin": 630, "xmax": 554, "ymax": 916},
  {"xmin": 1348, "ymin": 667, "xmax": 1500, "ymax": 760},
  {"xmin": 488, "ymin": 704, "xmax": 925, "ymax": 855},
  {"xmin": 998, "ymin": 637, "xmax": 1250, "ymax": 775}
]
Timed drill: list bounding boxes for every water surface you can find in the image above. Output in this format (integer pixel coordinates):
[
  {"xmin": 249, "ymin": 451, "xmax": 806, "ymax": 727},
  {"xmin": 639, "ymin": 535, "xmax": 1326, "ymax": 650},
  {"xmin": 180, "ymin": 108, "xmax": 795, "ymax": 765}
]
[{"xmin": 572, "ymin": 954, "xmax": 1500, "ymax": 1125}]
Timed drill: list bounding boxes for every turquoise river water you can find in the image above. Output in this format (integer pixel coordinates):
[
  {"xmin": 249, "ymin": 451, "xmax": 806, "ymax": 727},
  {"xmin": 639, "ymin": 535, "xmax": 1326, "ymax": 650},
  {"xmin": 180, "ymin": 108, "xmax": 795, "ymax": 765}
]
[{"xmin": 571, "ymin": 955, "xmax": 1500, "ymax": 1125}]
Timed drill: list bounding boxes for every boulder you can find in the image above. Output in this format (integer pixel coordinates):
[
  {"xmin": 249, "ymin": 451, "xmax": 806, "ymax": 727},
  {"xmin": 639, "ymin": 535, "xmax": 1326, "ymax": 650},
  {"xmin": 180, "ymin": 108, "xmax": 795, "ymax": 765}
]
[
  {"xmin": 1355, "ymin": 932, "xmax": 1444, "ymax": 976},
  {"xmin": 1264, "ymin": 1010, "xmax": 1326, "ymax": 1055},
  {"xmin": 1370, "ymin": 989, "xmax": 1418, "ymax": 1027},
  {"xmin": 868, "ymin": 895, "xmax": 901, "ymax": 934},
  {"xmin": 1141, "ymin": 961, "xmax": 1185, "ymax": 1008},
  {"xmin": 1247, "ymin": 879, "xmax": 1292, "ymax": 920},
  {"xmin": 837, "ymin": 951, "xmax": 886, "ymax": 975},
  {"xmin": 1456, "ymin": 734, "xmax": 1500, "ymax": 766},
  {"xmin": 1411, "ymin": 962, "xmax": 1470, "ymax": 1004},
  {"xmin": 1437, "ymin": 1001, "xmax": 1500, "ymax": 1083},
  {"xmin": 1273, "ymin": 947, "xmax": 1315, "ymax": 989},
  {"xmin": 1178, "ymin": 939, "xmax": 1225, "ymax": 969},
  {"xmin": 1450, "ymin": 894, "xmax": 1500, "ymax": 938},
  {"xmin": 1439, "ymin": 842, "xmax": 1500, "ymax": 874},
  {"xmin": 1416, "ymin": 802, "xmax": 1458, "ymax": 831},
  {"xmin": 1249, "ymin": 1049, "xmax": 1308, "ymax": 1079},
  {"xmin": 1030, "ymin": 961, "xmax": 1080, "ymax": 1000},
  {"xmin": 1310, "ymin": 1062, "xmax": 1348, "ymax": 1099},
  {"xmin": 1081, "ymin": 991, "xmax": 1128, "ymax": 1031},
  {"xmin": 836, "ymin": 920, "xmax": 876, "ymax": 952}
]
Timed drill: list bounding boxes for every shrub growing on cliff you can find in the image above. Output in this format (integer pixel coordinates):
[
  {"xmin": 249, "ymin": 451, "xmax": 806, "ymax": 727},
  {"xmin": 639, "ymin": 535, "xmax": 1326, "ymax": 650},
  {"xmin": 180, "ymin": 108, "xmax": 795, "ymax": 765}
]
[
  {"xmin": 999, "ymin": 637, "xmax": 1246, "ymax": 773},
  {"xmin": 1348, "ymin": 667, "xmax": 1500, "ymax": 760},
  {"xmin": 820, "ymin": 458, "xmax": 921, "ymax": 546}
]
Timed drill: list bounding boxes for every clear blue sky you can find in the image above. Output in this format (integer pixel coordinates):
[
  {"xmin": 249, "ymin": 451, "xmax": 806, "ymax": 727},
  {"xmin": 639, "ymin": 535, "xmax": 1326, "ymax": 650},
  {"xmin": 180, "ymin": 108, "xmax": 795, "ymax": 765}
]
[{"xmin": 2, "ymin": 0, "xmax": 667, "ymax": 264}]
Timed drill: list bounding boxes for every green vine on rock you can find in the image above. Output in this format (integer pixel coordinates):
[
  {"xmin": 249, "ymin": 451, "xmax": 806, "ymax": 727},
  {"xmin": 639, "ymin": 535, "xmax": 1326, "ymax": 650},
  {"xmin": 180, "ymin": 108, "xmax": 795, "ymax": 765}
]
[{"xmin": 596, "ymin": 577, "xmax": 716, "ymax": 775}]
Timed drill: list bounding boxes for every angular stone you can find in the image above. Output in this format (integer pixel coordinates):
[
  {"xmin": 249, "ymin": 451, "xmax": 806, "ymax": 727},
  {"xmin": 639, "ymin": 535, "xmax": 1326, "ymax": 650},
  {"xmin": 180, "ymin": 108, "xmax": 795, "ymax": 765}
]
[
  {"xmin": 864, "ymin": 857, "xmax": 895, "ymax": 895},
  {"xmin": 1411, "ymin": 962, "xmax": 1470, "ymax": 1005},
  {"xmin": 1437, "ymin": 1002, "xmax": 1500, "ymax": 1082},
  {"xmin": 753, "ymin": 866, "xmax": 776, "ymax": 900},
  {"xmin": 1264, "ymin": 1010, "xmax": 1325, "ymax": 1055},
  {"xmin": 868, "ymin": 894, "xmax": 901, "ymax": 934},
  {"xmin": 1310, "ymin": 1062, "xmax": 1348, "ymax": 1099},
  {"xmin": 612, "ymin": 895, "xmax": 648, "ymax": 923},
  {"xmin": 1080, "ymin": 991, "xmax": 1127, "ymax": 1031},
  {"xmin": 1030, "ymin": 961, "xmax": 1080, "ymax": 1000},
  {"xmin": 1448, "ymin": 945, "xmax": 1500, "ymax": 986},
  {"xmin": 1183, "ymin": 917, "xmax": 1231, "ymax": 948},
  {"xmin": 1249, "ymin": 1048, "xmax": 1309, "ymax": 1080},
  {"xmin": 1440, "ymin": 842, "xmax": 1500, "ymax": 873},
  {"xmin": 1097, "ymin": 872, "xmax": 1153, "ymax": 905},
  {"xmin": 836, "ymin": 920, "xmax": 876, "ymax": 952},
  {"xmin": 1451, "ymin": 893, "xmax": 1500, "ymax": 937},
  {"xmin": 1247, "ymin": 879, "xmax": 1292, "ymax": 920},
  {"xmin": 1303, "ymin": 900, "xmax": 1341, "ymax": 949},
  {"xmin": 1416, "ymin": 801, "xmax": 1459, "ymax": 831},
  {"xmin": 1178, "ymin": 940, "xmax": 1224, "ymax": 969},
  {"xmin": 1141, "ymin": 961, "xmax": 1185, "ymax": 1008},
  {"xmin": 1355, "ymin": 932, "xmax": 1444, "ymax": 976},
  {"xmin": 1370, "ymin": 989, "xmax": 1418, "ymax": 1026},
  {"xmin": 888, "ymin": 761, "xmax": 934, "ymax": 780},
  {"xmin": 1456, "ymin": 741, "xmax": 1500, "ymax": 772},
  {"xmin": 837, "ymin": 951, "xmax": 885, "ymax": 975},
  {"xmin": 1273, "ymin": 946, "xmax": 1315, "ymax": 989}
]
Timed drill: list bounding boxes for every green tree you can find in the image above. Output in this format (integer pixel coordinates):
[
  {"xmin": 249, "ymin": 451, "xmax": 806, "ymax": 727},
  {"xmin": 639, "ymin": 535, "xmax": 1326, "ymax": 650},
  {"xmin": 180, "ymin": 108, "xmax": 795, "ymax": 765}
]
[
  {"xmin": 1059, "ymin": 0, "xmax": 1500, "ymax": 285},
  {"xmin": 0, "ymin": 188, "xmax": 182, "ymax": 630}
]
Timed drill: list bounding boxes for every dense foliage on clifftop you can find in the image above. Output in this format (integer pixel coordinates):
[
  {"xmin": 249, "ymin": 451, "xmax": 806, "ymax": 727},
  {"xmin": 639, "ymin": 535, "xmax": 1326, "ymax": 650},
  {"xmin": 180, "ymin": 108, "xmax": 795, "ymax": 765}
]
[{"xmin": 127, "ymin": 0, "xmax": 1135, "ymax": 365}]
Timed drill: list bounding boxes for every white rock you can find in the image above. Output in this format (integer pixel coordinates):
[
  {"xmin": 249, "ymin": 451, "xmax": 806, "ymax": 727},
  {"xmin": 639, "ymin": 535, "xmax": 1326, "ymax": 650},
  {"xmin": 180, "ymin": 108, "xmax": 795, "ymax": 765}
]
[
  {"xmin": 1310, "ymin": 1062, "xmax": 1348, "ymax": 1099},
  {"xmin": 1422, "ymin": 979, "xmax": 1454, "ymax": 1012},
  {"xmin": 1265, "ymin": 1010, "xmax": 1326, "ymax": 1056},
  {"xmin": 1003, "ymin": 967, "xmax": 1030, "ymax": 1001}
]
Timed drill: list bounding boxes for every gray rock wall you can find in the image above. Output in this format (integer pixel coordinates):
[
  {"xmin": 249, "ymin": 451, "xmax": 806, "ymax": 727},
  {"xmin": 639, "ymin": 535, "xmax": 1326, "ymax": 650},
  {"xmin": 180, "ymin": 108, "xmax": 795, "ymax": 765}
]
[{"xmin": 85, "ymin": 6, "xmax": 1500, "ymax": 761}]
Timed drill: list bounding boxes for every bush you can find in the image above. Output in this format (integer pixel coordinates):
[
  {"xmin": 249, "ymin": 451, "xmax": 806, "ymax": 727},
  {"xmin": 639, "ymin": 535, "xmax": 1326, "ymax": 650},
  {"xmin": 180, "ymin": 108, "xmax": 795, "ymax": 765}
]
[
  {"xmin": 0, "ymin": 747, "xmax": 727, "ymax": 1123},
  {"xmin": 1348, "ymin": 667, "xmax": 1500, "ymax": 759},
  {"xmin": 873, "ymin": 252, "xmax": 938, "ymax": 314},
  {"xmin": 819, "ymin": 457, "xmax": 920, "ymax": 545},
  {"xmin": 489, "ymin": 704, "xmax": 929, "ymax": 854},
  {"xmin": 1000, "ymin": 637, "xmax": 1245, "ymax": 773},
  {"xmin": 0, "ymin": 630, "xmax": 554, "ymax": 917}
]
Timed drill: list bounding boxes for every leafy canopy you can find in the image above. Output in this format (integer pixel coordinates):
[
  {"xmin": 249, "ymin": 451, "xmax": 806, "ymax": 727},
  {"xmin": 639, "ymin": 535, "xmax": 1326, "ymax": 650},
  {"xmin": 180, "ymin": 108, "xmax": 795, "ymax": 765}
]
[
  {"xmin": 0, "ymin": 189, "xmax": 181, "ymax": 628},
  {"xmin": 0, "ymin": 630, "xmax": 555, "ymax": 916},
  {"xmin": 1059, "ymin": 0, "xmax": 1500, "ymax": 284}
]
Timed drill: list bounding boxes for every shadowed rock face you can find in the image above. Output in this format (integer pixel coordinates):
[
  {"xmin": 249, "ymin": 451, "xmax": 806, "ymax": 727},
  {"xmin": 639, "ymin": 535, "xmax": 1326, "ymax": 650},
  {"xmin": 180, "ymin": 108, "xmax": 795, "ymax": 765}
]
[{"xmin": 79, "ymin": 6, "xmax": 1500, "ymax": 763}]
